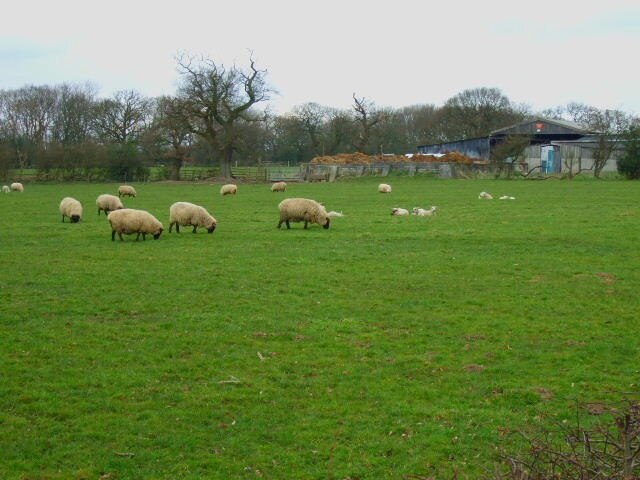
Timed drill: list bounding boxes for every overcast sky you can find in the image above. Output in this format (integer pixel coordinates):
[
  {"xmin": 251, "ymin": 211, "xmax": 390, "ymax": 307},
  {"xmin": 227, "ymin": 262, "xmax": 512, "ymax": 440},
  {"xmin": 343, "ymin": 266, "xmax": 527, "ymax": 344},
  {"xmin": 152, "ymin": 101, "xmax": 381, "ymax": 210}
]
[{"xmin": 2, "ymin": 0, "xmax": 639, "ymax": 115}]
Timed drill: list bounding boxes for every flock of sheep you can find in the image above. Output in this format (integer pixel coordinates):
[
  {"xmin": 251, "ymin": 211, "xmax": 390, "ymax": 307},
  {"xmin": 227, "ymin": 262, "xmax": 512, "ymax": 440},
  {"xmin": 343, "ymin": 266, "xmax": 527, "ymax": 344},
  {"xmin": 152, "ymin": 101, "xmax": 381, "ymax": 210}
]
[{"xmin": 2, "ymin": 182, "xmax": 24, "ymax": 193}]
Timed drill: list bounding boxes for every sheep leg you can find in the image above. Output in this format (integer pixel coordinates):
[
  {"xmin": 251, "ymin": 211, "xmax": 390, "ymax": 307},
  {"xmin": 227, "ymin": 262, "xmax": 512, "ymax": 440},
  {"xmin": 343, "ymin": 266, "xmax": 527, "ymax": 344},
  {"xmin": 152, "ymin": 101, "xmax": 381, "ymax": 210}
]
[
  {"xmin": 192, "ymin": 225, "xmax": 197, "ymax": 233},
  {"xmin": 304, "ymin": 221, "xmax": 309, "ymax": 229},
  {"xmin": 62, "ymin": 215, "xmax": 66, "ymax": 223},
  {"xmin": 111, "ymin": 230, "xmax": 116, "ymax": 241}
]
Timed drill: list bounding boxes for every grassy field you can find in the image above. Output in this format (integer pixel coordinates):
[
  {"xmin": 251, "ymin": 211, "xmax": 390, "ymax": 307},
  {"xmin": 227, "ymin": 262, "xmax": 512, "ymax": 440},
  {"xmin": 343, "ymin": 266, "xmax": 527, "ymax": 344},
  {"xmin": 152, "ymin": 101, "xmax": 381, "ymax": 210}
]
[{"xmin": 1, "ymin": 177, "xmax": 639, "ymax": 479}]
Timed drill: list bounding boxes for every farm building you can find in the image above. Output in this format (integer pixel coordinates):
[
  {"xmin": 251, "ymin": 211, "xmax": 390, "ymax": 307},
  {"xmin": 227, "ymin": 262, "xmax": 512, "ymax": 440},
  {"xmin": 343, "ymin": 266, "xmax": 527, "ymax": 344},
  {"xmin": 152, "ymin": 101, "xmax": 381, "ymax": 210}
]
[{"xmin": 418, "ymin": 118, "xmax": 623, "ymax": 175}]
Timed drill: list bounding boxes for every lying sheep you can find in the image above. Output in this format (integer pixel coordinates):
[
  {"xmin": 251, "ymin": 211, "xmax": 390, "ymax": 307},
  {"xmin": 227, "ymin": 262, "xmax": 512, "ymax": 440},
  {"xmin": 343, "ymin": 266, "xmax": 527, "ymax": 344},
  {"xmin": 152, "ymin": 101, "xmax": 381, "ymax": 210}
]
[
  {"xmin": 278, "ymin": 198, "xmax": 330, "ymax": 230},
  {"xmin": 391, "ymin": 207, "xmax": 410, "ymax": 216},
  {"xmin": 378, "ymin": 183, "xmax": 392, "ymax": 193},
  {"xmin": 96, "ymin": 194, "xmax": 124, "ymax": 215},
  {"xmin": 118, "ymin": 185, "xmax": 137, "ymax": 198},
  {"xmin": 169, "ymin": 202, "xmax": 217, "ymax": 233},
  {"xmin": 220, "ymin": 184, "xmax": 237, "ymax": 195},
  {"xmin": 412, "ymin": 206, "xmax": 438, "ymax": 216},
  {"xmin": 59, "ymin": 197, "xmax": 83, "ymax": 223},
  {"xmin": 499, "ymin": 195, "xmax": 516, "ymax": 200},
  {"xmin": 10, "ymin": 182, "xmax": 24, "ymax": 192},
  {"xmin": 271, "ymin": 181, "xmax": 287, "ymax": 192},
  {"xmin": 108, "ymin": 208, "xmax": 164, "ymax": 241},
  {"xmin": 478, "ymin": 191, "xmax": 493, "ymax": 199},
  {"xmin": 2, "ymin": 185, "xmax": 9, "ymax": 193}
]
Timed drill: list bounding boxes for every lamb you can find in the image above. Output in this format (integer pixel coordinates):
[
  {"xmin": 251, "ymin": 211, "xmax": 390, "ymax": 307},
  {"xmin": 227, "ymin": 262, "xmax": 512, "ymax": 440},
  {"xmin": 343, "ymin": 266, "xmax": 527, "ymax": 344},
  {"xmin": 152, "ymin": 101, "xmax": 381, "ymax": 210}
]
[
  {"xmin": 10, "ymin": 182, "xmax": 24, "ymax": 192},
  {"xmin": 278, "ymin": 198, "xmax": 331, "ymax": 230},
  {"xmin": 2, "ymin": 185, "xmax": 9, "ymax": 193},
  {"xmin": 107, "ymin": 208, "xmax": 164, "ymax": 241},
  {"xmin": 169, "ymin": 202, "xmax": 217, "ymax": 233},
  {"xmin": 118, "ymin": 185, "xmax": 137, "ymax": 198},
  {"xmin": 412, "ymin": 206, "xmax": 438, "ymax": 216},
  {"xmin": 59, "ymin": 197, "xmax": 83, "ymax": 223},
  {"xmin": 391, "ymin": 207, "xmax": 410, "ymax": 216},
  {"xmin": 478, "ymin": 191, "xmax": 493, "ymax": 199},
  {"xmin": 220, "ymin": 184, "xmax": 238, "ymax": 195},
  {"xmin": 271, "ymin": 181, "xmax": 287, "ymax": 192},
  {"xmin": 96, "ymin": 194, "xmax": 124, "ymax": 215},
  {"xmin": 378, "ymin": 183, "xmax": 392, "ymax": 193}
]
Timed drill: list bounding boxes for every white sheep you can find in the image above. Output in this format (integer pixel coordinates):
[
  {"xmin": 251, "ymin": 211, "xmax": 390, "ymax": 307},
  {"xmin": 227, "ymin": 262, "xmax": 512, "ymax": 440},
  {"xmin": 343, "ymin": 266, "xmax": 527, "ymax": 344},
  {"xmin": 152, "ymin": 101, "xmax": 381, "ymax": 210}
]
[
  {"xmin": 391, "ymin": 207, "xmax": 410, "ymax": 216},
  {"xmin": 10, "ymin": 182, "xmax": 24, "ymax": 192},
  {"xmin": 59, "ymin": 197, "xmax": 83, "ymax": 223},
  {"xmin": 2, "ymin": 185, "xmax": 9, "ymax": 193},
  {"xmin": 478, "ymin": 191, "xmax": 493, "ymax": 199},
  {"xmin": 271, "ymin": 181, "xmax": 287, "ymax": 192},
  {"xmin": 118, "ymin": 185, "xmax": 137, "ymax": 198},
  {"xmin": 412, "ymin": 206, "xmax": 438, "ymax": 216},
  {"xmin": 327, "ymin": 211, "xmax": 344, "ymax": 217},
  {"xmin": 169, "ymin": 202, "xmax": 217, "ymax": 233},
  {"xmin": 278, "ymin": 198, "xmax": 331, "ymax": 230},
  {"xmin": 220, "ymin": 184, "xmax": 238, "ymax": 195},
  {"xmin": 378, "ymin": 183, "xmax": 392, "ymax": 193},
  {"xmin": 96, "ymin": 194, "xmax": 124, "ymax": 215},
  {"xmin": 107, "ymin": 208, "xmax": 164, "ymax": 241},
  {"xmin": 499, "ymin": 195, "xmax": 516, "ymax": 200}
]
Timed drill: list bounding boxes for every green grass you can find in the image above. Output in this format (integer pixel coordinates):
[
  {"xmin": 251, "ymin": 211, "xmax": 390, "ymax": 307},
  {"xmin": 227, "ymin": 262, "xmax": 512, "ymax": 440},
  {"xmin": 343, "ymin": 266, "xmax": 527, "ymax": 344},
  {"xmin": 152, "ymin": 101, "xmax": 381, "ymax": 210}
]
[{"xmin": 1, "ymin": 177, "xmax": 639, "ymax": 479}]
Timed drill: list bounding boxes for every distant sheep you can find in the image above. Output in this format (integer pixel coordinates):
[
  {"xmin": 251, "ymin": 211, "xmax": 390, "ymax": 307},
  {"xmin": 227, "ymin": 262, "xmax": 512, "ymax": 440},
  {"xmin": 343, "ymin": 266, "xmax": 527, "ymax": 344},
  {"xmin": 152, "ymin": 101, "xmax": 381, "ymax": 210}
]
[
  {"xmin": 59, "ymin": 197, "xmax": 83, "ymax": 223},
  {"xmin": 499, "ymin": 195, "xmax": 516, "ymax": 200},
  {"xmin": 278, "ymin": 198, "xmax": 330, "ymax": 230},
  {"xmin": 412, "ymin": 206, "xmax": 438, "ymax": 217},
  {"xmin": 10, "ymin": 182, "xmax": 24, "ymax": 192},
  {"xmin": 108, "ymin": 208, "xmax": 164, "ymax": 241},
  {"xmin": 220, "ymin": 184, "xmax": 237, "ymax": 195},
  {"xmin": 118, "ymin": 185, "xmax": 137, "ymax": 198},
  {"xmin": 169, "ymin": 202, "xmax": 217, "ymax": 233},
  {"xmin": 478, "ymin": 191, "xmax": 493, "ymax": 199},
  {"xmin": 378, "ymin": 183, "xmax": 392, "ymax": 193},
  {"xmin": 271, "ymin": 181, "xmax": 287, "ymax": 192},
  {"xmin": 2, "ymin": 185, "xmax": 9, "ymax": 193},
  {"xmin": 96, "ymin": 194, "xmax": 124, "ymax": 215},
  {"xmin": 391, "ymin": 207, "xmax": 410, "ymax": 216}
]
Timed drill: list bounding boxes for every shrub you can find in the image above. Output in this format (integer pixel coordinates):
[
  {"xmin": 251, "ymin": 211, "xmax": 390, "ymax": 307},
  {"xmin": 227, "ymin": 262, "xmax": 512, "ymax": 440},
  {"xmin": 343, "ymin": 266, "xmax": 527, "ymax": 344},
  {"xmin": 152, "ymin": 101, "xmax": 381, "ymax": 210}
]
[{"xmin": 617, "ymin": 127, "xmax": 640, "ymax": 179}]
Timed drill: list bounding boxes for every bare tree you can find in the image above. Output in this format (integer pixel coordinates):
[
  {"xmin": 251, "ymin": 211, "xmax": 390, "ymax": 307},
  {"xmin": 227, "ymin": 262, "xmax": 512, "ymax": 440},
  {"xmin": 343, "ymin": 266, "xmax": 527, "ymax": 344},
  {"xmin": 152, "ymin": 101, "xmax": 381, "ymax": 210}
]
[
  {"xmin": 92, "ymin": 90, "xmax": 152, "ymax": 144},
  {"xmin": 351, "ymin": 94, "xmax": 384, "ymax": 153},
  {"xmin": 176, "ymin": 53, "xmax": 272, "ymax": 178},
  {"xmin": 292, "ymin": 102, "xmax": 329, "ymax": 155}
]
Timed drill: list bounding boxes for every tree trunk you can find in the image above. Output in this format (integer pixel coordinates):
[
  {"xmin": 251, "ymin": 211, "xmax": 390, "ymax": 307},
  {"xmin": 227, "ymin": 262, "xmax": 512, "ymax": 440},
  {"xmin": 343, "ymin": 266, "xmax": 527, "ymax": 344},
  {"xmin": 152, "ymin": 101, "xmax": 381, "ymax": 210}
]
[{"xmin": 220, "ymin": 145, "xmax": 233, "ymax": 178}]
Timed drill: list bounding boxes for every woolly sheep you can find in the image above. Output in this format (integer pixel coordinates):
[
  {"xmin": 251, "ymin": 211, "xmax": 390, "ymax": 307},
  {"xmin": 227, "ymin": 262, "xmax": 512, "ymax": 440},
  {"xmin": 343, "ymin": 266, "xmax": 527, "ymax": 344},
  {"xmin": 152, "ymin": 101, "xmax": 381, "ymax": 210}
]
[
  {"xmin": 107, "ymin": 208, "xmax": 164, "ymax": 241},
  {"xmin": 96, "ymin": 194, "xmax": 124, "ymax": 215},
  {"xmin": 271, "ymin": 181, "xmax": 287, "ymax": 192},
  {"xmin": 278, "ymin": 198, "xmax": 330, "ymax": 230},
  {"xmin": 478, "ymin": 191, "xmax": 493, "ymax": 199},
  {"xmin": 391, "ymin": 207, "xmax": 410, "ymax": 216},
  {"xmin": 118, "ymin": 185, "xmax": 137, "ymax": 198},
  {"xmin": 2, "ymin": 185, "xmax": 9, "ymax": 193},
  {"xmin": 220, "ymin": 184, "xmax": 237, "ymax": 195},
  {"xmin": 59, "ymin": 197, "xmax": 83, "ymax": 223},
  {"xmin": 169, "ymin": 202, "xmax": 217, "ymax": 233},
  {"xmin": 412, "ymin": 206, "xmax": 438, "ymax": 217},
  {"xmin": 10, "ymin": 182, "xmax": 24, "ymax": 192},
  {"xmin": 378, "ymin": 183, "xmax": 392, "ymax": 193}
]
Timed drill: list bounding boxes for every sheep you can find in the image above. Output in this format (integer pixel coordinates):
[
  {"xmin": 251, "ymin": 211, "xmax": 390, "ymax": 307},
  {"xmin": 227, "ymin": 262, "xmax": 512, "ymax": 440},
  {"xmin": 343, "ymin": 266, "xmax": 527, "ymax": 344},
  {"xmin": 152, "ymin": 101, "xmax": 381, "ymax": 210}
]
[
  {"xmin": 96, "ymin": 194, "xmax": 124, "ymax": 215},
  {"xmin": 118, "ymin": 185, "xmax": 137, "ymax": 198},
  {"xmin": 278, "ymin": 198, "xmax": 330, "ymax": 230},
  {"xmin": 271, "ymin": 181, "xmax": 287, "ymax": 192},
  {"xmin": 220, "ymin": 184, "xmax": 237, "ymax": 195},
  {"xmin": 2, "ymin": 185, "xmax": 9, "ymax": 193},
  {"xmin": 10, "ymin": 182, "xmax": 24, "ymax": 192},
  {"xmin": 412, "ymin": 206, "xmax": 438, "ymax": 216},
  {"xmin": 478, "ymin": 191, "xmax": 493, "ymax": 199},
  {"xmin": 499, "ymin": 195, "xmax": 516, "ymax": 200},
  {"xmin": 59, "ymin": 197, "xmax": 83, "ymax": 223},
  {"xmin": 378, "ymin": 183, "xmax": 392, "ymax": 193},
  {"xmin": 169, "ymin": 202, "xmax": 217, "ymax": 233},
  {"xmin": 391, "ymin": 207, "xmax": 410, "ymax": 216},
  {"xmin": 107, "ymin": 208, "xmax": 164, "ymax": 241},
  {"xmin": 327, "ymin": 211, "xmax": 344, "ymax": 217}
]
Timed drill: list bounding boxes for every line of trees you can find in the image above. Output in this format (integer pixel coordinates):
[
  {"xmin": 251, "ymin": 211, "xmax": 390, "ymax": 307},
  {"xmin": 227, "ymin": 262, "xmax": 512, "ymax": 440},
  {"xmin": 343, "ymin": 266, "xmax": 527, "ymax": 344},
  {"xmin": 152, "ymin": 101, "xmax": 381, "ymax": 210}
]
[{"xmin": 1, "ymin": 53, "xmax": 638, "ymax": 181}]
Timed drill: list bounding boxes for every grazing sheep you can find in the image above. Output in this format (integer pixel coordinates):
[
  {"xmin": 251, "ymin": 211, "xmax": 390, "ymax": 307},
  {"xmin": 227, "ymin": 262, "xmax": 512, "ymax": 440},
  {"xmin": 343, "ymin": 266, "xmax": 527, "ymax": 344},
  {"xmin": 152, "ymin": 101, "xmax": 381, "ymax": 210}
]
[
  {"xmin": 10, "ymin": 182, "xmax": 24, "ymax": 192},
  {"xmin": 220, "ymin": 184, "xmax": 237, "ymax": 195},
  {"xmin": 278, "ymin": 198, "xmax": 330, "ymax": 230},
  {"xmin": 271, "ymin": 181, "xmax": 287, "ymax": 192},
  {"xmin": 59, "ymin": 197, "xmax": 83, "ymax": 223},
  {"xmin": 2, "ymin": 185, "xmax": 9, "ymax": 193},
  {"xmin": 96, "ymin": 194, "xmax": 124, "ymax": 215},
  {"xmin": 107, "ymin": 208, "xmax": 164, "ymax": 241},
  {"xmin": 118, "ymin": 185, "xmax": 137, "ymax": 198},
  {"xmin": 499, "ymin": 195, "xmax": 516, "ymax": 200},
  {"xmin": 478, "ymin": 191, "xmax": 493, "ymax": 199},
  {"xmin": 169, "ymin": 202, "xmax": 217, "ymax": 233},
  {"xmin": 391, "ymin": 207, "xmax": 410, "ymax": 216},
  {"xmin": 412, "ymin": 206, "xmax": 438, "ymax": 216},
  {"xmin": 378, "ymin": 183, "xmax": 392, "ymax": 193}
]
